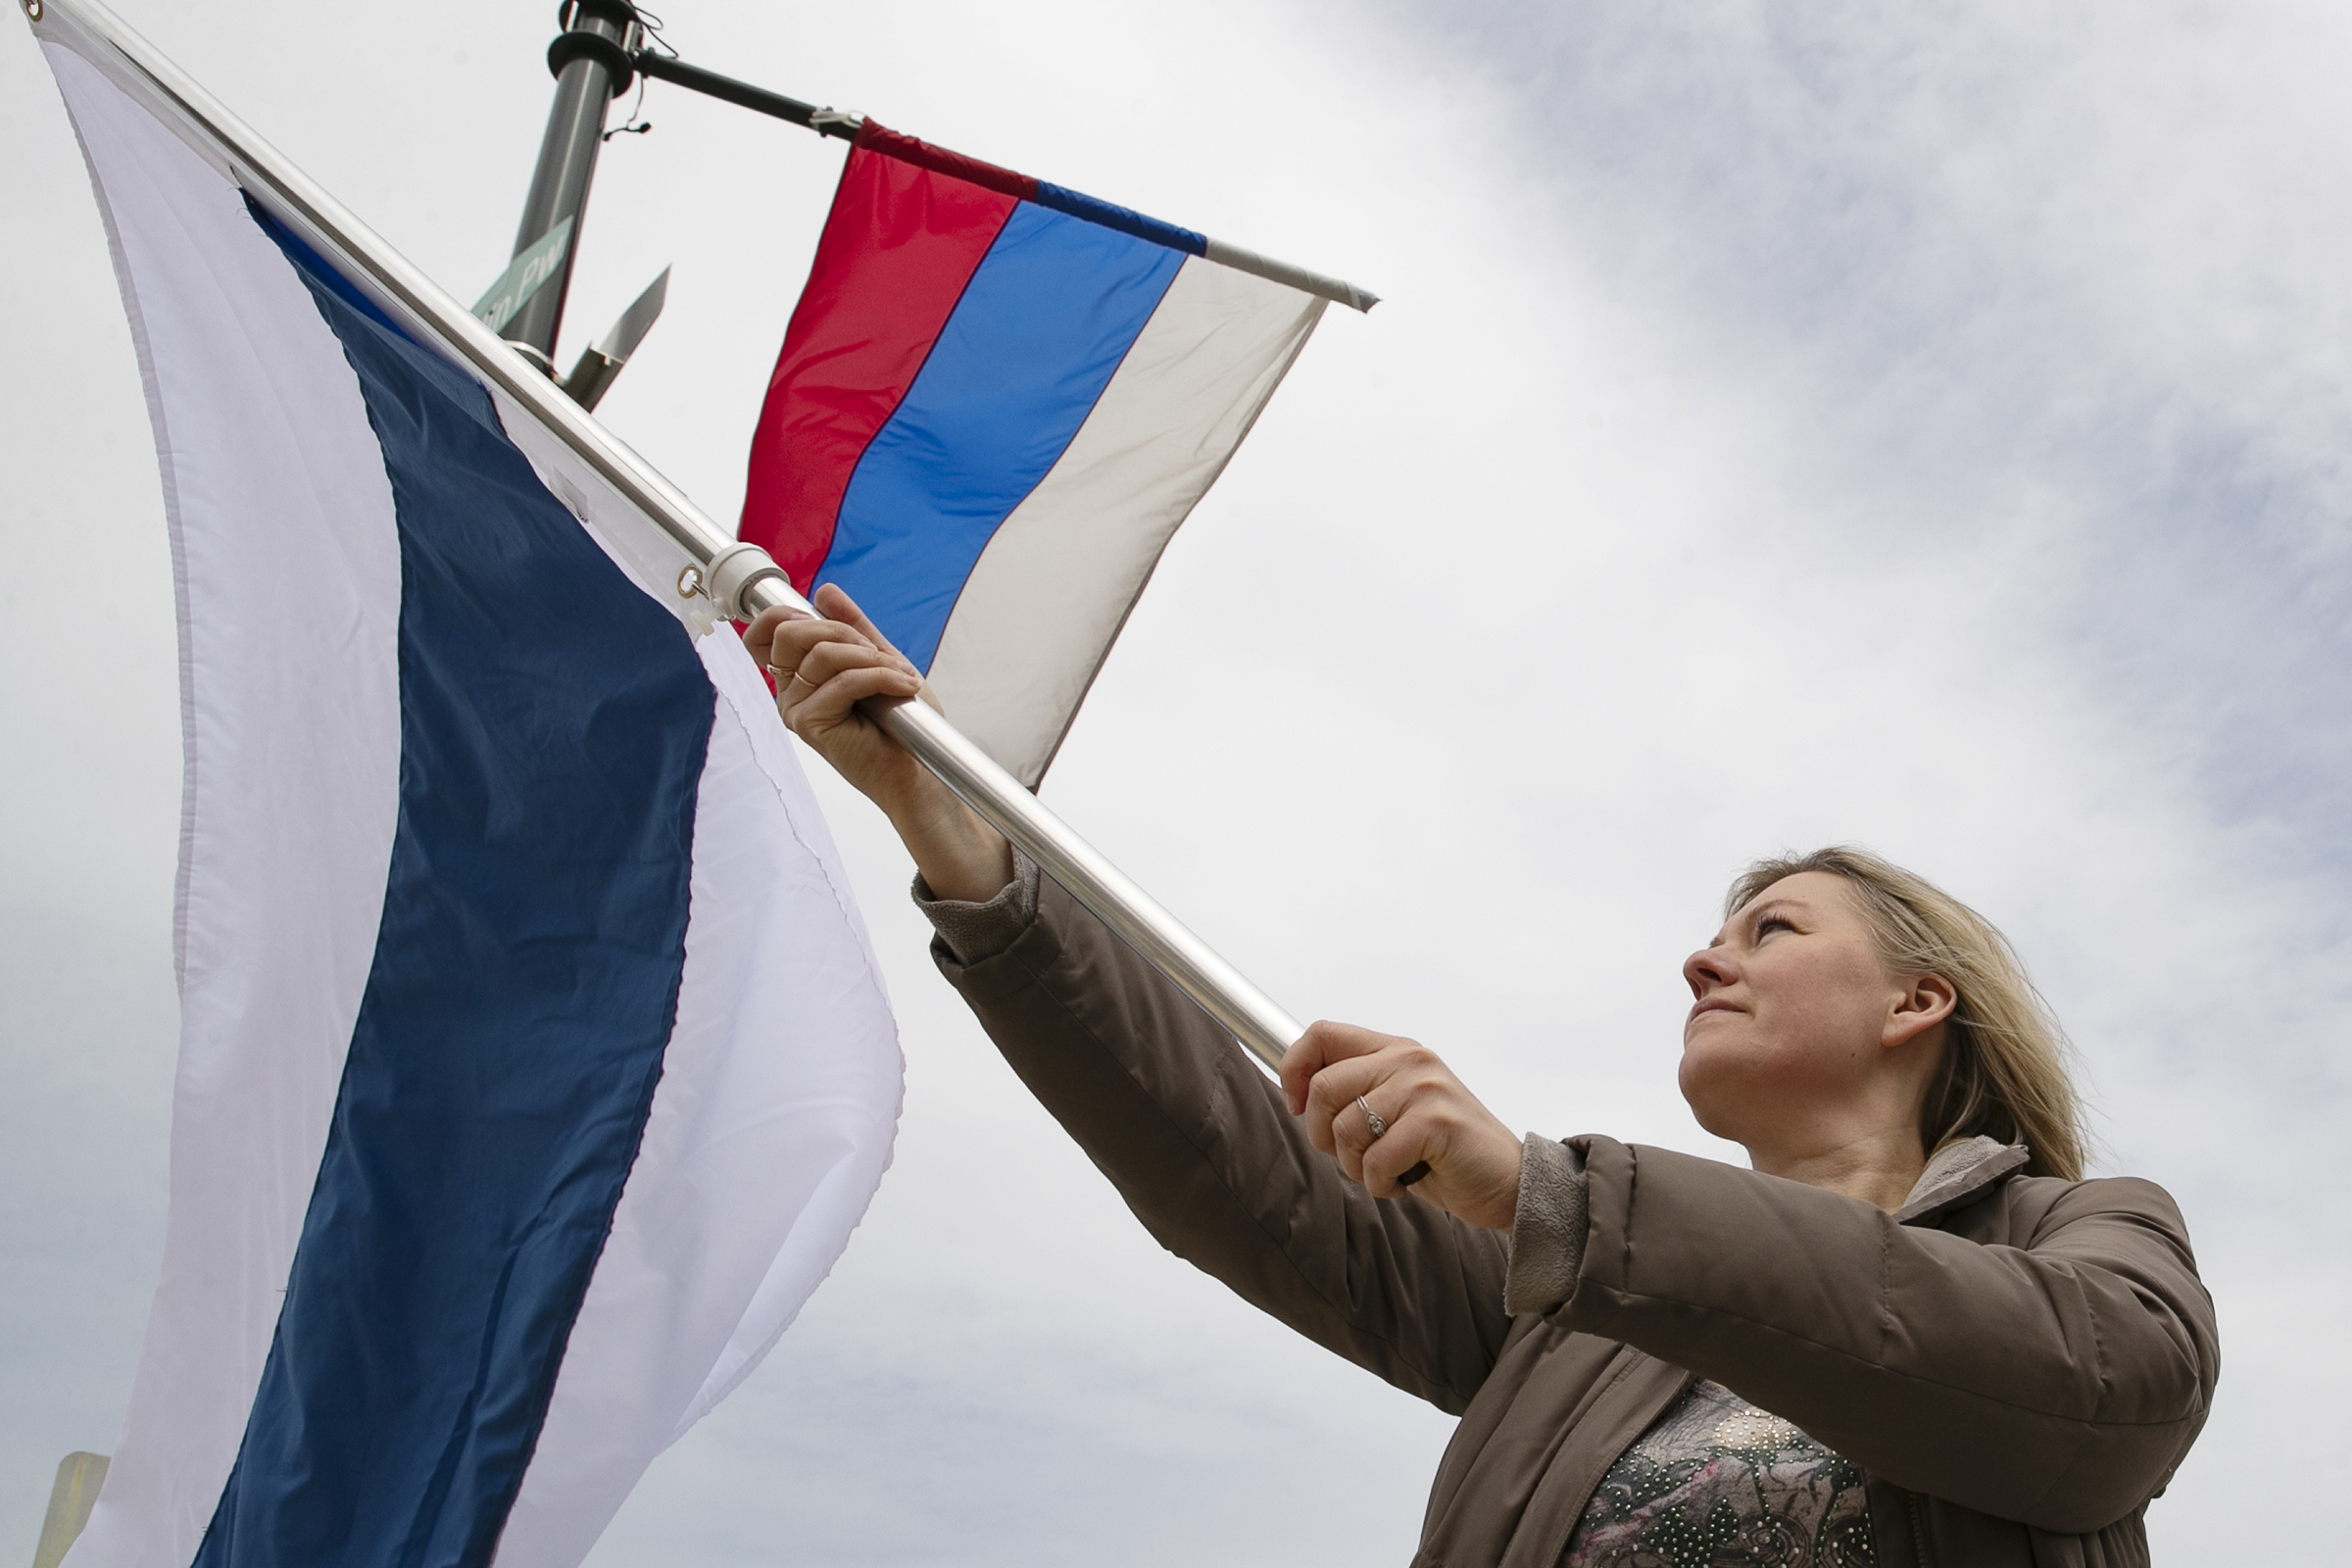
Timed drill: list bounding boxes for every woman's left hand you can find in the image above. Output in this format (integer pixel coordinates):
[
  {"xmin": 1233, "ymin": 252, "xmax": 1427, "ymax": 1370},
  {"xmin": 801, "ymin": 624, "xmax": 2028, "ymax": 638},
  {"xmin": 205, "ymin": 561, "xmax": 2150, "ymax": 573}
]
[{"xmin": 1281, "ymin": 1022, "xmax": 1526, "ymax": 1230}]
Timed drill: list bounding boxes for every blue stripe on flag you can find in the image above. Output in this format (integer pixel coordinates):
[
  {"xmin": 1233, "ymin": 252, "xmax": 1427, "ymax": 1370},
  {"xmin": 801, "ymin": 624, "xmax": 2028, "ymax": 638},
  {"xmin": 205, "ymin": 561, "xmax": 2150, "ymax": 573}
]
[
  {"xmin": 1032, "ymin": 182, "xmax": 1207, "ymax": 256},
  {"xmin": 242, "ymin": 195, "xmax": 410, "ymax": 340},
  {"xmin": 814, "ymin": 201, "xmax": 1185, "ymax": 671},
  {"xmin": 195, "ymin": 220, "xmax": 715, "ymax": 1568}
]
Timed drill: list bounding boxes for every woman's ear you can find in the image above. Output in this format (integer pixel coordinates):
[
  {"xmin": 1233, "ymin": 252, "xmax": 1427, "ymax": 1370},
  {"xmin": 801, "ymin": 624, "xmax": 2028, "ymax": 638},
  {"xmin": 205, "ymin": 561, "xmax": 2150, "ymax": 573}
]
[{"xmin": 1885, "ymin": 972, "xmax": 1957, "ymax": 1050}]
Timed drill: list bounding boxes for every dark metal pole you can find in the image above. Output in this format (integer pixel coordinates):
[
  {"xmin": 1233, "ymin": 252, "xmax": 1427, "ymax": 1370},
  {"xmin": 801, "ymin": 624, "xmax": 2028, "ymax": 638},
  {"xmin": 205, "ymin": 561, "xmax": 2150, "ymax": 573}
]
[{"xmin": 508, "ymin": 0, "xmax": 640, "ymax": 364}]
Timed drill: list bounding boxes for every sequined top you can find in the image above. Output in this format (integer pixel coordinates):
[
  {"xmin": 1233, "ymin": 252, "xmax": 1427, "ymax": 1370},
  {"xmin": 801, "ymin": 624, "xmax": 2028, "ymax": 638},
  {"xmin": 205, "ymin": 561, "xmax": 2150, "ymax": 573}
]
[{"xmin": 1562, "ymin": 1379, "xmax": 1876, "ymax": 1567}]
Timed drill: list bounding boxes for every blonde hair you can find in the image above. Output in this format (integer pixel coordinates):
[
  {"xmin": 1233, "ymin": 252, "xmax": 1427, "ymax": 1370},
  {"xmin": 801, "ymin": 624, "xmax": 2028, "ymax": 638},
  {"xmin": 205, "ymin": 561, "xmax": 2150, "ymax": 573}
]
[{"xmin": 1725, "ymin": 847, "xmax": 2087, "ymax": 1182}]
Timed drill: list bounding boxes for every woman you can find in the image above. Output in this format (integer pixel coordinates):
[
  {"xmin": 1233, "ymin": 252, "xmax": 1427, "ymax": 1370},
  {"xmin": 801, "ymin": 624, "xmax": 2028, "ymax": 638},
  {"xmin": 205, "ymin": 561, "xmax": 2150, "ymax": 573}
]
[{"xmin": 748, "ymin": 589, "xmax": 2217, "ymax": 1568}]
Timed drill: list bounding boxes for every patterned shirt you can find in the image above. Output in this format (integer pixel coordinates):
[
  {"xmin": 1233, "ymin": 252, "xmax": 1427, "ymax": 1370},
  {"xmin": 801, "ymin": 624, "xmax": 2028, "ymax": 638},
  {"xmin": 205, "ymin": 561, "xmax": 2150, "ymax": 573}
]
[{"xmin": 1562, "ymin": 1380, "xmax": 1877, "ymax": 1567}]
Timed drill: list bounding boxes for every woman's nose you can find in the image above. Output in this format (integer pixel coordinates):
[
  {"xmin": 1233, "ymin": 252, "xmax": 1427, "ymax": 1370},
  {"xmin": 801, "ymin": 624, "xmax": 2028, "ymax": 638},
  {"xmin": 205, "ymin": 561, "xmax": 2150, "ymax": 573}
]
[{"xmin": 1683, "ymin": 945, "xmax": 1736, "ymax": 998}]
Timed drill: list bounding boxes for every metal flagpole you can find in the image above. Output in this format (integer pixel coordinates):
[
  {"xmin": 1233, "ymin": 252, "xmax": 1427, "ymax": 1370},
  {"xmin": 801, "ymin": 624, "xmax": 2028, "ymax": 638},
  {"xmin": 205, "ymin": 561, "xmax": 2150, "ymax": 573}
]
[{"xmin": 25, "ymin": 0, "xmax": 1313, "ymax": 1074}]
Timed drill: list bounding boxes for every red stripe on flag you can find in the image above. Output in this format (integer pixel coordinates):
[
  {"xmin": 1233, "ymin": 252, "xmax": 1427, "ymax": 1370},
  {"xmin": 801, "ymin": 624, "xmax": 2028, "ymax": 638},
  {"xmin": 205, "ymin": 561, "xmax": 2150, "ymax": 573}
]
[
  {"xmin": 739, "ymin": 136, "xmax": 1019, "ymax": 591},
  {"xmin": 853, "ymin": 119, "xmax": 1040, "ymax": 203}
]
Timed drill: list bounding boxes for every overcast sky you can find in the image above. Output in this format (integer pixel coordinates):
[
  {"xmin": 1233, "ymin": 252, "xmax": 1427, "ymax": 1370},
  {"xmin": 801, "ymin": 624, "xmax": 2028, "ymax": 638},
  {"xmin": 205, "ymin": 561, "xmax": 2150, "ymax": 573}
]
[{"xmin": 5, "ymin": 1, "xmax": 2344, "ymax": 1562}]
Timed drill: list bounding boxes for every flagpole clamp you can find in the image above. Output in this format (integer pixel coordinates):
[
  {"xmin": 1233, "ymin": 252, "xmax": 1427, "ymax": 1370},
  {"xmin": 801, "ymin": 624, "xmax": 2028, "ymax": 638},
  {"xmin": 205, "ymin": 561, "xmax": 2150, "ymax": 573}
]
[{"xmin": 705, "ymin": 542, "xmax": 789, "ymax": 620}]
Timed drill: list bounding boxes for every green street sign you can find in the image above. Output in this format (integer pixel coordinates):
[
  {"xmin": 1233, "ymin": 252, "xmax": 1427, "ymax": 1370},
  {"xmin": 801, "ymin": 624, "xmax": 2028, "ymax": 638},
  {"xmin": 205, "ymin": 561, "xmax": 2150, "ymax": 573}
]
[{"xmin": 472, "ymin": 217, "xmax": 573, "ymax": 336}]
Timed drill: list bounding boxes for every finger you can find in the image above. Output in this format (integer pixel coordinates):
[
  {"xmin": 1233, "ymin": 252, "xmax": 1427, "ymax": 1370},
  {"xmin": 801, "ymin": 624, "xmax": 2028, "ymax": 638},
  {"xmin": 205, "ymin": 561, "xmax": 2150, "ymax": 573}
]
[
  {"xmin": 1359, "ymin": 1103, "xmax": 1441, "ymax": 1197},
  {"xmin": 1331, "ymin": 1084, "xmax": 1403, "ymax": 1185},
  {"xmin": 770, "ymin": 636, "xmax": 895, "ymax": 709},
  {"xmin": 1360, "ymin": 1082, "xmax": 1437, "ymax": 1192},
  {"xmin": 782, "ymin": 664, "xmax": 923, "ymax": 738},
  {"xmin": 743, "ymin": 604, "xmax": 811, "ymax": 645},
  {"xmin": 812, "ymin": 583, "xmax": 919, "ymax": 672},
  {"xmin": 785, "ymin": 639, "xmax": 906, "ymax": 698},
  {"xmin": 1316, "ymin": 1045, "xmax": 1451, "ymax": 1196},
  {"xmin": 1279, "ymin": 1025, "xmax": 1336, "ymax": 1116},
  {"xmin": 767, "ymin": 616, "xmax": 879, "ymax": 677},
  {"xmin": 1281, "ymin": 1020, "xmax": 1391, "ymax": 1114},
  {"xmin": 1300, "ymin": 1054, "xmax": 1392, "ymax": 1166},
  {"xmin": 741, "ymin": 606, "xmax": 807, "ymax": 671},
  {"xmin": 785, "ymin": 641, "xmax": 914, "ymax": 700},
  {"xmin": 784, "ymin": 614, "xmax": 933, "ymax": 714}
]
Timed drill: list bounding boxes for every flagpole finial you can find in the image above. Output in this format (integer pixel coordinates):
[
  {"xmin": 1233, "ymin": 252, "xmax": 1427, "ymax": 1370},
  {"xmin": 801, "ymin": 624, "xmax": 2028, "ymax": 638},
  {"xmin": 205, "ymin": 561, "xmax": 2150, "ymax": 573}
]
[{"xmin": 23, "ymin": 1, "xmax": 47, "ymax": 23}]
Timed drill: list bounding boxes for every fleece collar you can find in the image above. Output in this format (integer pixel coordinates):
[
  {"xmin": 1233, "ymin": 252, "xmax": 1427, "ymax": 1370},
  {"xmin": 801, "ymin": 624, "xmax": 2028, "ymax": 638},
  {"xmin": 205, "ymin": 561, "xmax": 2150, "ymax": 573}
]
[{"xmin": 1896, "ymin": 1135, "xmax": 2033, "ymax": 1226}]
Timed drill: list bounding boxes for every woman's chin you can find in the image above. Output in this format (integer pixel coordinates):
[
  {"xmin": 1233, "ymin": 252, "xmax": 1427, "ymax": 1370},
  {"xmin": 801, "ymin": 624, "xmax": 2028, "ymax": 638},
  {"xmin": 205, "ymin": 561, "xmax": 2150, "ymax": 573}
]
[{"xmin": 1677, "ymin": 1049, "xmax": 1765, "ymax": 1144}]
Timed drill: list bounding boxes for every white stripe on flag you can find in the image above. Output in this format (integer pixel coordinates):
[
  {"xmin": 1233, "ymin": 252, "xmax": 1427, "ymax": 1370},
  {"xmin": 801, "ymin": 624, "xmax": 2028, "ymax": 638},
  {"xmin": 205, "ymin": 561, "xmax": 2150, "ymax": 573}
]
[
  {"xmin": 924, "ymin": 255, "xmax": 1325, "ymax": 786},
  {"xmin": 47, "ymin": 43, "xmax": 404, "ymax": 1568}
]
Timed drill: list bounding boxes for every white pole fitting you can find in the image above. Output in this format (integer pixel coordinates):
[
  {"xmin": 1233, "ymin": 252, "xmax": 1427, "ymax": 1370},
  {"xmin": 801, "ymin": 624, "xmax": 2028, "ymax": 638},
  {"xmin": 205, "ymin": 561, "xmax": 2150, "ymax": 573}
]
[{"xmin": 704, "ymin": 541, "xmax": 789, "ymax": 620}]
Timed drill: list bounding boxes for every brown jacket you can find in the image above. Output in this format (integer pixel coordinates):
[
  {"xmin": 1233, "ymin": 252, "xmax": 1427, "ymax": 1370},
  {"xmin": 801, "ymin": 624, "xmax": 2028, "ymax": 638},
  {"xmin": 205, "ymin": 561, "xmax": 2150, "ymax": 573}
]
[{"xmin": 927, "ymin": 869, "xmax": 2219, "ymax": 1567}]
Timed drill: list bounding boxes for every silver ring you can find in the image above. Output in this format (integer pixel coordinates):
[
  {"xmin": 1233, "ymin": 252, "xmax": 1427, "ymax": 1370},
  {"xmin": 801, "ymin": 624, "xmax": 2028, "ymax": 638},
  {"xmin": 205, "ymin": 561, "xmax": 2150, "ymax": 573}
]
[{"xmin": 1357, "ymin": 1095, "xmax": 1387, "ymax": 1140}]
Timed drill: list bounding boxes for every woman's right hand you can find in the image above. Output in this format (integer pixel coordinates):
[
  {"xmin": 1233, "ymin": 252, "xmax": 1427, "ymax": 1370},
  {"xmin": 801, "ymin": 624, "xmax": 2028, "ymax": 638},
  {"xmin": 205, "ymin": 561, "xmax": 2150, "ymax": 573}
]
[{"xmin": 743, "ymin": 584, "xmax": 1014, "ymax": 904}]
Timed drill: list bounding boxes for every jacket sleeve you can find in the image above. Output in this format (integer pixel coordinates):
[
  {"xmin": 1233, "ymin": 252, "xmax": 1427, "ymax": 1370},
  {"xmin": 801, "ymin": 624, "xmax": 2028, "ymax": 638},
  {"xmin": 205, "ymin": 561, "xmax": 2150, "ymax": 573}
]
[
  {"xmin": 1560, "ymin": 1136, "xmax": 2219, "ymax": 1533},
  {"xmin": 929, "ymin": 870, "xmax": 1515, "ymax": 1414}
]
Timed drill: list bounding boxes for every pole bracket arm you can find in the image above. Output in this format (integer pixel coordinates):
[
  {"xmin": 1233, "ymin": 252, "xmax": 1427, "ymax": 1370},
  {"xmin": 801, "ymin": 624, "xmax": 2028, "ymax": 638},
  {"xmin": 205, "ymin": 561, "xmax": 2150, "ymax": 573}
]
[{"xmin": 631, "ymin": 51, "xmax": 862, "ymax": 140}]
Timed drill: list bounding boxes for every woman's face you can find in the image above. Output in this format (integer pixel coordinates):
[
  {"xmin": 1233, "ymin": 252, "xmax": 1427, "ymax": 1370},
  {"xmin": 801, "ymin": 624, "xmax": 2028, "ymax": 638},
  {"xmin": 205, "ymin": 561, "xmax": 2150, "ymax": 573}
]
[{"xmin": 1677, "ymin": 872, "xmax": 1946, "ymax": 1155}]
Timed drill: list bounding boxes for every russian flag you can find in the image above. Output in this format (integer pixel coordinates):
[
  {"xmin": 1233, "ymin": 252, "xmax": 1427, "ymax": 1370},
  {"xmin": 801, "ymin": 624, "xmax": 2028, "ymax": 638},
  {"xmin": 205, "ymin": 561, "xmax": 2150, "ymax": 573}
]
[
  {"xmin": 39, "ymin": 19, "xmax": 901, "ymax": 1568},
  {"xmin": 741, "ymin": 123, "xmax": 1348, "ymax": 787}
]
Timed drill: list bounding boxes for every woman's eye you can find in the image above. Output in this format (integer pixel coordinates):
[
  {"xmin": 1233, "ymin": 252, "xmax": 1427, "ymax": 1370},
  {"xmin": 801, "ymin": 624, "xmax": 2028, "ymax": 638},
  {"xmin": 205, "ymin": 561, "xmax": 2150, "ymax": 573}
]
[{"xmin": 1757, "ymin": 915, "xmax": 1794, "ymax": 936}]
